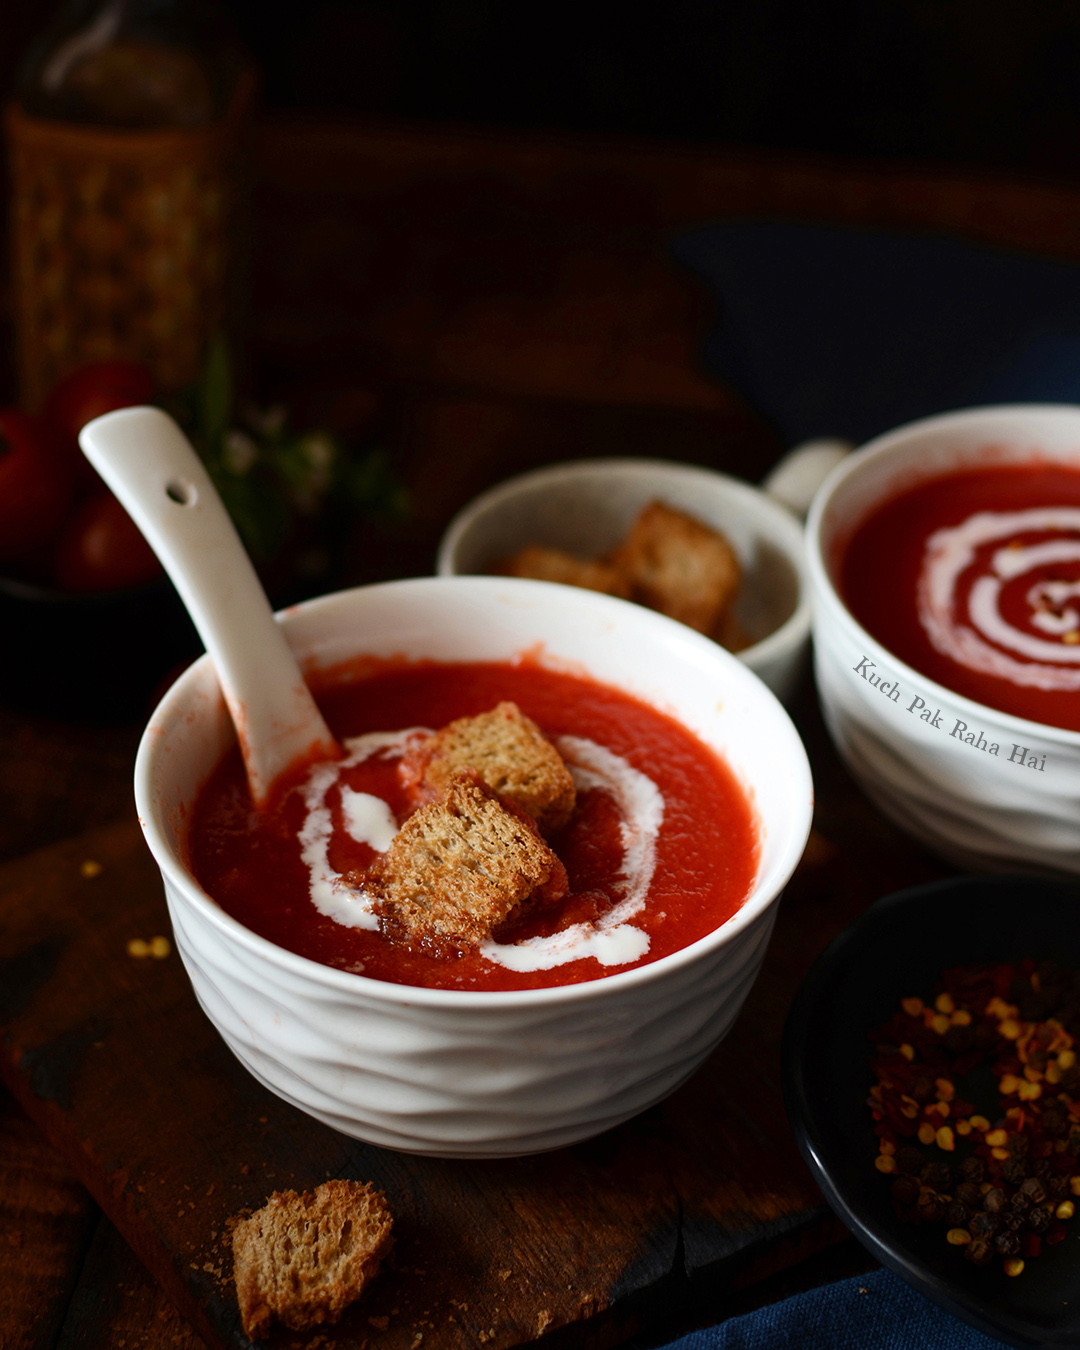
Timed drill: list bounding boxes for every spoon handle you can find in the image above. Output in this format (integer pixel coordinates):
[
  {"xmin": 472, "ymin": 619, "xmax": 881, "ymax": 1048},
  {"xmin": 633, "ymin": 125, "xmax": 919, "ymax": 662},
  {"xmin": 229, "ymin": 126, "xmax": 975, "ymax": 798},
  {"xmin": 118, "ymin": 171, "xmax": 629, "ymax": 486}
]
[{"xmin": 80, "ymin": 406, "xmax": 340, "ymax": 804}]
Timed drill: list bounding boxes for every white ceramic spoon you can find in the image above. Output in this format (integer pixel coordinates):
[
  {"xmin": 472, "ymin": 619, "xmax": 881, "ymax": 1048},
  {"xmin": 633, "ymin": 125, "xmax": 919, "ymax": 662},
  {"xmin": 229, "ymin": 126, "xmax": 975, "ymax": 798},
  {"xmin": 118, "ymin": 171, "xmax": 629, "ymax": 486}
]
[{"xmin": 80, "ymin": 405, "xmax": 341, "ymax": 805}]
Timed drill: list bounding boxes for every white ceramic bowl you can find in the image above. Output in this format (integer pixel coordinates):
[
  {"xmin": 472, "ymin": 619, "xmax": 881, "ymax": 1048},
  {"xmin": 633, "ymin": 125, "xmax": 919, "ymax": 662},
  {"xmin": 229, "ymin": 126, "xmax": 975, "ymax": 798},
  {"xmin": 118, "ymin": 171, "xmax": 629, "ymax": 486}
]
[
  {"xmin": 807, "ymin": 404, "xmax": 1080, "ymax": 875},
  {"xmin": 437, "ymin": 458, "xmax": 813, "ymax": 704},
  {"xmin": 136, "ymin": 576, "xmax": 813, "ymax": 1157}
]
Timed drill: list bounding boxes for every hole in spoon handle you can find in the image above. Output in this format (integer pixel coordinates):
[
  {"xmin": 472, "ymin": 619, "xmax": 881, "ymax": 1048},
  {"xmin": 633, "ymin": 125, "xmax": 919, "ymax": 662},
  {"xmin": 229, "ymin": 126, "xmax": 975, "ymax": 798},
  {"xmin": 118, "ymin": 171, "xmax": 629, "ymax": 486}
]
[{"xmin": 166, "ymin": 480, "xmax": 197, "ymax": 506}]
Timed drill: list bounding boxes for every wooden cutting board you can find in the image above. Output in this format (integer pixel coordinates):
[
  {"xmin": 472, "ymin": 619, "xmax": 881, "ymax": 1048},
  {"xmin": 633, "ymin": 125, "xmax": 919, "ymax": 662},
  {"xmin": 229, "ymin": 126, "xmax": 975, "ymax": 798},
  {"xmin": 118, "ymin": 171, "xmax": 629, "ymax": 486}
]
[{"xmin": 0, "ymin": 719, "xmax": 949, "ymax": 1350}]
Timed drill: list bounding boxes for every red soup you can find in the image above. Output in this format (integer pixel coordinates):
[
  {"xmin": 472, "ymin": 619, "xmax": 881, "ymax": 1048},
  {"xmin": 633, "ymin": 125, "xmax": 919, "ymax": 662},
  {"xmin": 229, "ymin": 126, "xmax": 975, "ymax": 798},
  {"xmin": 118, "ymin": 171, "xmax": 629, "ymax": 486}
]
[
  {"xmin": 839, "ymin": 462, "xmax": 1080, "ymax": 732},
  {"xmin": 188, "ymin": 660, "xmax": 760, "ymax": 993}
]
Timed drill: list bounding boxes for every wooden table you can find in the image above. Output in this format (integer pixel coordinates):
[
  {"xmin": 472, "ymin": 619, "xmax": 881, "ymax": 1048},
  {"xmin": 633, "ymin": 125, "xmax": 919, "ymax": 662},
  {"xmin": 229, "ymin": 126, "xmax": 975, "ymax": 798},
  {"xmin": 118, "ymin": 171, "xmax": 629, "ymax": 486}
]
[{"xmin": 6, "ymin": 117, "xmax": 1078, "ymax": 1349}]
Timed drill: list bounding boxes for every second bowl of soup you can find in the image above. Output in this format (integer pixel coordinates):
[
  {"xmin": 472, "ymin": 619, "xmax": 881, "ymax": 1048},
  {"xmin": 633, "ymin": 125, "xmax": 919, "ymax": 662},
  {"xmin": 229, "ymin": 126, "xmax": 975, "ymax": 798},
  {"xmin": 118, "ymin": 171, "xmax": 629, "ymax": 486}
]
[{"xmin": 808, "ymin": 404, "xmax": 1080, "ymax": 875}]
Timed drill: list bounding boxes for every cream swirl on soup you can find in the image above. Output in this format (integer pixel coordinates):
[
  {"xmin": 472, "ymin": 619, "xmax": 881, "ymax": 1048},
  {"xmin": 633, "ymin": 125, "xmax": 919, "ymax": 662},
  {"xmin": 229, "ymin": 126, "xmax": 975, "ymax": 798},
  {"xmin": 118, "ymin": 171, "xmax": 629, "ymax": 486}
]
[{"xmin": 918, "ymin": 507, "xmax": 1080, "ymax": 692}]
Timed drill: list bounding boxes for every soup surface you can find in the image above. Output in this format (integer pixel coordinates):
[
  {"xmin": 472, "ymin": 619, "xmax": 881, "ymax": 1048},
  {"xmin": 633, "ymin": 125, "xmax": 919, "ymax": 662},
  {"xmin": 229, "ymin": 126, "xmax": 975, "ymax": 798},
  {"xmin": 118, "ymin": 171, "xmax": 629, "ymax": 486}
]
[
  {"xmin": 188, "ymin": 660, "xmax": 760, "ymax": 992},
  {"xmin": 839, "ymin": 463, "xmax": 1080, "ymax": 731}
]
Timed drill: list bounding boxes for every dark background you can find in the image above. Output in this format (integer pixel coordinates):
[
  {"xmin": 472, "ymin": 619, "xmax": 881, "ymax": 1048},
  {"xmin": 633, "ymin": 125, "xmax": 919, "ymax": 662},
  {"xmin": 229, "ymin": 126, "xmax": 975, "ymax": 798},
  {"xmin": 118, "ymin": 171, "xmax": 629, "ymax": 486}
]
[{"xmin": 6, "ymin": 1, "xmax": 1080, "ymax": 176}]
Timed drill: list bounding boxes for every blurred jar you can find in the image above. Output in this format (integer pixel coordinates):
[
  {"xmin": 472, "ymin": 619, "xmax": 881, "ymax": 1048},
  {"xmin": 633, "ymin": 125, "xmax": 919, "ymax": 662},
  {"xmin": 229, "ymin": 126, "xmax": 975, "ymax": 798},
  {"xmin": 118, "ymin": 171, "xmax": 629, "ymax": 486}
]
[{"xmin": 5, "ymin": 0, "xmax": 254, "ymax": 407}]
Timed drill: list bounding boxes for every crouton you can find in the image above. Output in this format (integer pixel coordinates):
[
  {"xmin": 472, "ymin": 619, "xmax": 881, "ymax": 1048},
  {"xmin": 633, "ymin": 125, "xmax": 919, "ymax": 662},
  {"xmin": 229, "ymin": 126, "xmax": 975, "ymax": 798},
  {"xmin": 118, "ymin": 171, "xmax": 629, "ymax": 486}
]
[
  {"xmin": 610, "ymin": 500, "xmax": 741, "ymax": 634},
  {"xmin": 368, "ymin": 771, "xmax": 567, "ymax": 953},
  {"xmin": 402, "ymin": 701, "xmax": 576, "ymax": 833},
  {"xmin": 232, "ymin": 1179, "xmax": 393, "ymax": 1341},
  {"xmin": 495, "ymin": 544, "xmax": 631, "ymax": 598}
]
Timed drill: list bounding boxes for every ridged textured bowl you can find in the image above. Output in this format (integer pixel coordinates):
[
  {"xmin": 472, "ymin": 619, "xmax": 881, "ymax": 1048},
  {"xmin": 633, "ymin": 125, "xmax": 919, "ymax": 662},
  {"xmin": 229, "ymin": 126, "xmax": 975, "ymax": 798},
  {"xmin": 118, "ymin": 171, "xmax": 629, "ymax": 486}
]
[
  {"xmin": 807, "ymin": 404, "xmax": 1080, "ymax": 876},
  {"xmin": 136, "ymin": 576, "xmax": 813, "ymax": 1157},
  {"xmin": 437, "ymin": 458, "xmax": 813, "ymax": 704}
]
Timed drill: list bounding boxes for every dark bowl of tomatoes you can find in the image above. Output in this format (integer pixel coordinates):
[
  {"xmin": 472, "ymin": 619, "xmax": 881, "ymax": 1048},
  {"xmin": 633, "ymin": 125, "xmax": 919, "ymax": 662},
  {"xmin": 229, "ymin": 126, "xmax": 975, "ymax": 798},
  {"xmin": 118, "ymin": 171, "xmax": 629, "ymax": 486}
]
[
  {"xmin": 0, "ymin": 363, "xmax": 200, "ymax": 721},
  {"xmin": 0, "ymin": 570, "xmax": 199, "ymax": 722}
]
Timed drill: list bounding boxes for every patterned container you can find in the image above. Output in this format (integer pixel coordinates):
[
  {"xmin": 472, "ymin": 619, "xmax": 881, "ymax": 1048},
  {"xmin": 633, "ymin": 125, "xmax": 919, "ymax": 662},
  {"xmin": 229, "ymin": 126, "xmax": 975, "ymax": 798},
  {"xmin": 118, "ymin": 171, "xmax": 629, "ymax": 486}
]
[{"xmin": 5, "ymin": 74, "xmax": 250, "ymax": 406}]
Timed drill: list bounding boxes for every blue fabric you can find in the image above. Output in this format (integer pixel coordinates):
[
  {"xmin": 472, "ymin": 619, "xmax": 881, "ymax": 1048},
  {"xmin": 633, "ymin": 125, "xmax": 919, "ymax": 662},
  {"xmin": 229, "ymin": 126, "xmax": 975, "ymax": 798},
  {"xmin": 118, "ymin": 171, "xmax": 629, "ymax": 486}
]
[
  {"xmin": 654, "ymin": 1268, "xmax": 1010, "ymax": 1349},
  {"xmin": 671, "ymin": 221, "xmax": 1080, "ymax": 446}
]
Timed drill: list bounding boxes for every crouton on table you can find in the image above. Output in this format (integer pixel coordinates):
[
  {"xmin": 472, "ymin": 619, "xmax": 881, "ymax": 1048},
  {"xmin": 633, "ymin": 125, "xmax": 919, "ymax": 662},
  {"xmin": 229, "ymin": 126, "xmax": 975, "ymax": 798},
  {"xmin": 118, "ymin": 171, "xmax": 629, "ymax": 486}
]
[
  {"xmin": 402, "ymin": 700, "xmax": 576, "ymax": 834},
  {"xmin": 610, "ymin": 499, "xmax": 741, "ymax": 634},
  {"xmin": 368, "ymin": 771, "xmax": 568, "ymax": 953},
  {"xmin": 232, "ymin": 1179, "xmax": 393, "ymax": 1341},
  {"xmin": 496, "ymin": 544, "xmax": 631, "ymax": 598}
]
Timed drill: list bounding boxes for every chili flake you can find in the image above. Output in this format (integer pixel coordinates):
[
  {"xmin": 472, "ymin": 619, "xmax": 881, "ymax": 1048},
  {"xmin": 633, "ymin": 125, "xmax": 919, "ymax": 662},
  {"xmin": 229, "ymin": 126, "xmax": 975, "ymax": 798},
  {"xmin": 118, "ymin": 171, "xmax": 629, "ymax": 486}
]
[{"xmin": 869, "ymin": 959, "xmax": 1080, "ymax": 1278}]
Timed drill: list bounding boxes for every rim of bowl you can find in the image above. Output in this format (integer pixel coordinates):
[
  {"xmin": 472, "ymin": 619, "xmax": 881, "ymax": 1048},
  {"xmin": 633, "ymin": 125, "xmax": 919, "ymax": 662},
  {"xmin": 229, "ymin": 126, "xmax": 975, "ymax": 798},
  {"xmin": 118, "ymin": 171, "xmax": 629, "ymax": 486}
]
[
  {"xmin": 135, "ymin": 575, "xmax": 814, "ymax": 1010},
  {"xmin": 805, "ymin": 402, "xmax": 1080, "ymax": 748},
  {"xmin": 436, "ymin": 457, "xmax": 812, "ymax": 673}
]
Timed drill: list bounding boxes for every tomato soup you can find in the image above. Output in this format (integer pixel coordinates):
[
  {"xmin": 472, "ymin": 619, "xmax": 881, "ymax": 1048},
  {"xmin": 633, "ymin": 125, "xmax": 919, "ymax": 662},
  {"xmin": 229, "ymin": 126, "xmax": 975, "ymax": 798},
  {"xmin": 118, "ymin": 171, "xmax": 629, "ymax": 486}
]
[
  {"xmin": 839, "ymin": 463, "xmax": 1080, "ymax": 732},
  {"xmin": 188, "ymin": 661, "xmax": 760, "ymax": 993}
]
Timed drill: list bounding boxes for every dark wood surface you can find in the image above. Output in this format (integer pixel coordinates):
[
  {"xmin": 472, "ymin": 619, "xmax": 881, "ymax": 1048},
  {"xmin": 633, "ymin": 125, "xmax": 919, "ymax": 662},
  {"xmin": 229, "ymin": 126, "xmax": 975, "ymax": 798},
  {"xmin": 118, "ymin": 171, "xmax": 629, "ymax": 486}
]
[
  {"xmin": 0, "ymin": 688, "xmax": 945, "ymax": 1350},
  {"xmin": 7, "ymin": 114, "xmax": 1075, "ymax": 1348}
]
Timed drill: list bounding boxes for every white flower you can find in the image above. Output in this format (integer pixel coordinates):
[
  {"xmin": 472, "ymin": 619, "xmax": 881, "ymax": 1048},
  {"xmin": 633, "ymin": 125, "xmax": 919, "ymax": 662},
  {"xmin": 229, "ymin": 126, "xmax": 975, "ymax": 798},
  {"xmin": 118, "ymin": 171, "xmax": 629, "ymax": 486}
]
[{"xmin": 223, "ymin": 429, "xmax": 258, "ymax": 476}]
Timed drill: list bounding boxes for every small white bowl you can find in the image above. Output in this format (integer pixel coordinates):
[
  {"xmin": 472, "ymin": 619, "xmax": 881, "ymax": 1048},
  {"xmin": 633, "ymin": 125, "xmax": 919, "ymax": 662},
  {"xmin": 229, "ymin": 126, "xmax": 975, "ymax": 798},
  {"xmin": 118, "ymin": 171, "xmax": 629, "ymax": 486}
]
[
  {"xmin": 437, "ymin": 458, "xmax": 813, "ymax": 703},
  {"xmin": 136, "ymin": 576, "xmax": 812, "ymax": 1157},
  {"xmin": 807, "ymin": 404, "xmax": 1080, "ymax": 875}
]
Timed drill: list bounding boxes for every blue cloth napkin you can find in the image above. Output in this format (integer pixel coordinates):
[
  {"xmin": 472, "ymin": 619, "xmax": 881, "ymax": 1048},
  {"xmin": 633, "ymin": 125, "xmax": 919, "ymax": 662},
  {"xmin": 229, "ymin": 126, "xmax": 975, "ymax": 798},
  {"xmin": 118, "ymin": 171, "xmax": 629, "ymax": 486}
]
[
  {"xmin": 653, "ymin": 1268, "xmax": 1011, "ymax": 1349},
  {"xmin": 671, "ymin": 221, "xmax": 1080, "ymax": 446}
]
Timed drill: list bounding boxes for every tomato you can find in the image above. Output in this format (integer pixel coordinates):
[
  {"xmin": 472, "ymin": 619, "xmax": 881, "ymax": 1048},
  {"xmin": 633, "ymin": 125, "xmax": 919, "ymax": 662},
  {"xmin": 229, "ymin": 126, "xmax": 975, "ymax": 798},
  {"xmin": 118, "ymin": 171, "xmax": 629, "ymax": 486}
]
[
  {"xmin": 43, "ymin": 361, "xmax": 155, "ymax": 488},
  {"xmin": 0, "ymin": 409, "xmax": 74, "ymax": 562},
  {"xmin": 53, "ymin": 490, "xmax": 162, "ymax": 592}
]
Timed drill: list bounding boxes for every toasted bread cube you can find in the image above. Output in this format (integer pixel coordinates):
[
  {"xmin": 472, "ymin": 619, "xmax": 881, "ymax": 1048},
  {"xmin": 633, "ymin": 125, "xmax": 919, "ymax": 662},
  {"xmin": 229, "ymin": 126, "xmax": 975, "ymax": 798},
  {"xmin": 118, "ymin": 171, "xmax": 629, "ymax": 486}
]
[
  {"xmin": 232, "ymin": 1179, "xmax": 393, "ymax": 1341},
  {"xmin": 371, "ymin": 772, "xmax": 567, "ymax": 952},
  {"xmin": 610, "ymin": 500, "xmax": 741, "ymax": 634},
  {"xmin": 495, "ymin": 544, "xmax": 631, "ymax": 598},
  {"xmin": 403, "ymin": 700, "xmax": 576, "ymax": 833}
]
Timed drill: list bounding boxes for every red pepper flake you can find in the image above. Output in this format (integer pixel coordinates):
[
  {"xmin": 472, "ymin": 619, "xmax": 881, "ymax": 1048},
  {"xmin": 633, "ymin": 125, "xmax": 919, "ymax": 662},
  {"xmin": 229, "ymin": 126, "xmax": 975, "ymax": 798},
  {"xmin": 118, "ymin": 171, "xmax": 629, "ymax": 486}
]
[{"xmin": 870, "ymin": 960, "xmax": 1080, "ymax": 1279}]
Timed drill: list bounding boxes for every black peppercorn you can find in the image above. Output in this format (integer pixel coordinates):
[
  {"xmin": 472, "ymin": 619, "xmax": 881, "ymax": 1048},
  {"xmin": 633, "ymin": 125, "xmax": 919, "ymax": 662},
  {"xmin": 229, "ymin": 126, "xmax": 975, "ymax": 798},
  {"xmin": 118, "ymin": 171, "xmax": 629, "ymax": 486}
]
[
  {"xmin": 921, "ymin": 1161, "xmax": 952, "ymax": 1191},
  {"xmin": 891, "ymin": 1175, "xmax": 920, "ymax": 1207},
  {"xmin": 959, "ymin": 1156, "xmax": 985, "ymax": 1184},
  {"xmin": 945, "ymin": 1200, "xmax": 970, "ymax": 1227},
  {"xmin": 984, "ymin": 1188, "xmax": 1008, "ymax": 1213},
  {"xmin": 995, "ymin": 1229, "xmax": 1023, "ymax": 1257},
  {"xmin": 918, "ymin": 1191, "xmax": 947, "ymax": 1223},
  {"xmin": 1028, "ymin": 1205, "xmax": 1052, "ymax": 1234},
  {"xmin": 1002, "ymin": 1157, "xmax": 1027, "ymax": 1186},
  {"xmin": 955, "ymin": 1181, "xmax": 982, "ymax": 1207},
  {"xmin": 964, "ymin": 1238, "xmax": 994, "ymax": 1266},
  {"xmin": 1011, "ymin": 1190, "xmax": 1034, "ymax": 1214},
  {"xmin": 970, "ymin": 1210, "xmax": 1000, "ymax": 1237},
  {"xmin": 1020, "ymin": 1176, "xmax": 1047, "ymax": 1204},
  {"xmin": 1008, "ymin": 1132, "xmax": 1029, "ymax": 1160}
]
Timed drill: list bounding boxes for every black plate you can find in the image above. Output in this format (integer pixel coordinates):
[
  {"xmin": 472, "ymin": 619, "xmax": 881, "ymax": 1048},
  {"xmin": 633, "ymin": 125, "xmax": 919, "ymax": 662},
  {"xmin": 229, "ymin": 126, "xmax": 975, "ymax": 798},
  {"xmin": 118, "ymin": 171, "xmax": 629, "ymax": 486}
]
[{"xmin": 783, "ymin": 874, "xmax": 1080, "ymax": 1348}]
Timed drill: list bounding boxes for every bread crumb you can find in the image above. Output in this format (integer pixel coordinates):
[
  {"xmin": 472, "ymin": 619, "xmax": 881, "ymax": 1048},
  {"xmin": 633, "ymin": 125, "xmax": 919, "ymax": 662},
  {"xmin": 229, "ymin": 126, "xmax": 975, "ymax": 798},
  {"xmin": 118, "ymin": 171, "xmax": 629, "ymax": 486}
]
[
  {"xmin": 402, "ymin": 701, "xmax": 575, "ymax": 832},
  {"xmin": 611, "ymin": 500, "xmax": 740, "ymax": 634},
  {"xmin": 495, "ymin": 545, "xmax": 631, "ymax": 598},
  {"xmin": 232, "ymin": 1180, "xmax": 392, "ymax": 1341},
  {"xmin": 366, "ymin": 772, "xmax": 567, "ymax": 952}
]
